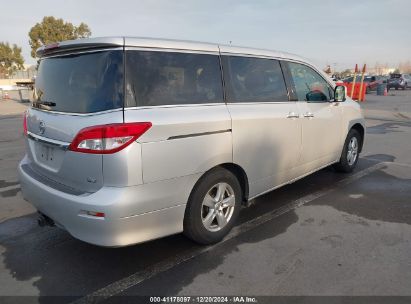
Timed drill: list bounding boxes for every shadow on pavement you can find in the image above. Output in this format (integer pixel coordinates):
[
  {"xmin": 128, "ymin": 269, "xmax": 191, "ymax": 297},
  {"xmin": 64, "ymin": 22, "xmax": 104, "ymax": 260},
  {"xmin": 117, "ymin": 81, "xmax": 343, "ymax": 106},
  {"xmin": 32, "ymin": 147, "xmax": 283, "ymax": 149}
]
[
  {"xmin": 367, "ymin": 121, "xmax": 411, "ymax": 135},
  {"xmin": 108, "ymin": 155, "xmax": 411, "ymax": 299},
  {"xmin": 0, "ymin": 156, "xmax": 397, "ymax": 302}
]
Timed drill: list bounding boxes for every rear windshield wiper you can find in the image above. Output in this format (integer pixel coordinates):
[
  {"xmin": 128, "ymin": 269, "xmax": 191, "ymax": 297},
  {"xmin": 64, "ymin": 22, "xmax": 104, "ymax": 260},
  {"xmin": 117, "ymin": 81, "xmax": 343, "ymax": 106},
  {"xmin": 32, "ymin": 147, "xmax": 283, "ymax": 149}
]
[
  {"xmin": 32, "ymin": 100, "xmax": 57, "ymax": 110},
  {"xmin": 36, "ymin": 101, "xmax": 56, "ymax": 106}
]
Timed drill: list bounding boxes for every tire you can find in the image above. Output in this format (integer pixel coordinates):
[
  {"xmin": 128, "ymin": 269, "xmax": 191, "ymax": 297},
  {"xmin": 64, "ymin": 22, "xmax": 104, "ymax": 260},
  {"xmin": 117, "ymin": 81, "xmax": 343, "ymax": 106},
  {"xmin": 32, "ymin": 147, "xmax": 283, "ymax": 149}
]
[
  {"xmin": 334, "ymin": 129, "xmax": 361, "ymax": 173},
  {"xmin": 183, "ymin": 168, "xmax": 242, "ymax": 245},
  {"xmin": 395, "ymin": 87, "xmax": 398, "ymax": 90}
]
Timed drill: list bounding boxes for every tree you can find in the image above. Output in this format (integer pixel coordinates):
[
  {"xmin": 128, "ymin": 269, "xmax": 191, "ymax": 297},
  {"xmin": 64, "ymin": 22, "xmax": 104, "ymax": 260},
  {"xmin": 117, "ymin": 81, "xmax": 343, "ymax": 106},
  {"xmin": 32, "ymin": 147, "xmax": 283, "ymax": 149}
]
[
  {"xmin": 0, "ymin": 42, "xmax": 24, "ymax": 78},
  {"xmin": 340, "ymin": 69, "xmax": 352, "ymax": 79},
  {"xmin": 398, "ymin": 61, "xmax": 411, "ymax": 74},
  {"xmin": 28, "ymin": 16, "xmax": 91, "ymax": 58},
  {"xmin": 374, "ymin": 61, "xmax": 382, "ymax": 75}
]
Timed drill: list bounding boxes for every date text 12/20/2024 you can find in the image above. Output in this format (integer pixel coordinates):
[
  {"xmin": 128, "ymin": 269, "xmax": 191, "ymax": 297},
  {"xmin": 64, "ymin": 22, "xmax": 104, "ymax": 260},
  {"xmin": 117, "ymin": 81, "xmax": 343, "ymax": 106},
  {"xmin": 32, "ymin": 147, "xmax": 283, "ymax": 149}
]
[{"xmin": 150, "ymin": 296, "xmax": 258, "ymax": 303}]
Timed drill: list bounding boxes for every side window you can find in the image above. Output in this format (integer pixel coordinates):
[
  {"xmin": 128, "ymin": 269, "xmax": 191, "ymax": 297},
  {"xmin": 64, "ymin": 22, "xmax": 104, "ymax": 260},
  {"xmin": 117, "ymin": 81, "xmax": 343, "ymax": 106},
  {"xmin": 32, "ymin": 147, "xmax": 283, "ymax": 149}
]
[
  {"xmin": 287, "ymin": 62, "xmax": 334, "ymax": 102},
  {"xmin": 125, "ymin": 51, "xmax": 223, "ymax": 107},
  {"xmin": 223, "ymin": 56, "xmax": 288, "ymax": 102}
]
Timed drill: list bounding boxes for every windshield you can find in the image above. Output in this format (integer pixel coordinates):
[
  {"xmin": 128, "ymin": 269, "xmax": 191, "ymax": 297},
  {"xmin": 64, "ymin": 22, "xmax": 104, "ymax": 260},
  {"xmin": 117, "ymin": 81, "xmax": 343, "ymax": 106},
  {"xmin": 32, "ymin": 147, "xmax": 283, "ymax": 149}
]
[{"xmin": 34, "ymin": 50, "xmax": 123, "ymax": 113}]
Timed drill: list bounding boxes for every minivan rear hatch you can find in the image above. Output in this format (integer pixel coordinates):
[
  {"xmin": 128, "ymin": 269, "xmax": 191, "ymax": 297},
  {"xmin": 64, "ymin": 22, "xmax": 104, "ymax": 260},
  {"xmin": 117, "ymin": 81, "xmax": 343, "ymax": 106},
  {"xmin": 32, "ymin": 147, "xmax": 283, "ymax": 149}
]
[{"xmin": 25, "ymin": 44, "xmax": 124, "ymax": 193}]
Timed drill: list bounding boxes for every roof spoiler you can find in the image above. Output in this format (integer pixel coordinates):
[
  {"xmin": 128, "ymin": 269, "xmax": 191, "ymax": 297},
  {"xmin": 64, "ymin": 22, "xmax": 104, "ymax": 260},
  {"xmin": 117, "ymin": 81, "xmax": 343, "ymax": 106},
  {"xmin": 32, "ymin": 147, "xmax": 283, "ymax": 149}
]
[{"xmin": 36, "ymin": 37, "xmax": 124, "ymax": 57}]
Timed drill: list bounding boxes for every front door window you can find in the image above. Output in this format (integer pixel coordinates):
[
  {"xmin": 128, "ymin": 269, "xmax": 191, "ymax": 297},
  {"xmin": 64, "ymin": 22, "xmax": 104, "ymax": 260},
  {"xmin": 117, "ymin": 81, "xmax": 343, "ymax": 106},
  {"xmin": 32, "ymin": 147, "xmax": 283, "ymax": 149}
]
[{"xmin": 288, "ymin": 62, "xmax": 334, "ymax": 102}]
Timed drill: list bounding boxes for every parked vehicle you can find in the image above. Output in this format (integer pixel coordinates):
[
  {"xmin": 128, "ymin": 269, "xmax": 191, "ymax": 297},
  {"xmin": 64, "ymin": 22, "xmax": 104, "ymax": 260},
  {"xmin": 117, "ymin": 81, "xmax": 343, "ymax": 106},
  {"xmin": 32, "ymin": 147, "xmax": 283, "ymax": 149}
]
[
  {"xmin": 380, "ymin": 75, "xmax": 390, "ymax": 83},
  {"xmin": 330, "ymin": 74, "xmax": 340, "ymax": 82},
  {"xmin": 18, "ymin": 37, "xmax": 365, "ymax": 247},
  {"xmin": 404, "ymin": 74, "xmax": 411, "ymax": 88},
  {"xmin": 343, "ymin": 75, "xmax": 382, "ymax": 93},
  {"xmin": 387, "ymin": 73, "xmax": 407, "ymax": 90}
]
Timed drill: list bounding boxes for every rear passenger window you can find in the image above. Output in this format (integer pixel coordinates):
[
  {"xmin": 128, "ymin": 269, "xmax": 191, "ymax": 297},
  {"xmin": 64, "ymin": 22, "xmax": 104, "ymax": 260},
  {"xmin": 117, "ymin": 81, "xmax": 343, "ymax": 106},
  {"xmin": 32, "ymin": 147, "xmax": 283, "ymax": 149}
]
[
  {"xmin": 125, "ymin": 51, "xmax": 223, "ymax": 107},
  {"xmin": 287, "ymin": 62, "xmax": 334, "ymax": 102},
  {"xmin": 223, "ymin": 56, "xmax": 288, "ymax": 102}
]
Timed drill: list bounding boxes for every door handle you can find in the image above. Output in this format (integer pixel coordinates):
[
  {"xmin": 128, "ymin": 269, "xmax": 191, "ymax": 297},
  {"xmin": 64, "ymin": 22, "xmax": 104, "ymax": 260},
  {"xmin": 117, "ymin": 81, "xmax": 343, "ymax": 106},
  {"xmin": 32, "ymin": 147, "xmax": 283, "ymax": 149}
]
[
  {"xmin": 287, "ymin": 112, "xmax": 300, "ymax": 118},
  {"xmin": 303, "ymin": 112, "xmax": 314, "ymax": 118}
]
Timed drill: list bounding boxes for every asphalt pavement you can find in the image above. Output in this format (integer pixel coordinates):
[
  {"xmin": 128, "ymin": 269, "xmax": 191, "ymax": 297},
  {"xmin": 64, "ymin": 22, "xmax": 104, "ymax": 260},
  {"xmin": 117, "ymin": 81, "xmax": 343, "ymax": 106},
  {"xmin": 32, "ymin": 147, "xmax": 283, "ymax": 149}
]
[{"xmin": 0, "ymin": 90, "xmax": 410, "ymax": 303}]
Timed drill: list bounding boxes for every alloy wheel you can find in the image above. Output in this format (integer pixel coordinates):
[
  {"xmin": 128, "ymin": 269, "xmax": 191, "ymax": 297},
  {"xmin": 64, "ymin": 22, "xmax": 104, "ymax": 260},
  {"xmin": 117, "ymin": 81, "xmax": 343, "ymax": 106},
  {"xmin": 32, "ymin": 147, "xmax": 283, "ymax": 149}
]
[{"xmin": 201, "ymin": 182, "xmax": 235, "ymax": 232}]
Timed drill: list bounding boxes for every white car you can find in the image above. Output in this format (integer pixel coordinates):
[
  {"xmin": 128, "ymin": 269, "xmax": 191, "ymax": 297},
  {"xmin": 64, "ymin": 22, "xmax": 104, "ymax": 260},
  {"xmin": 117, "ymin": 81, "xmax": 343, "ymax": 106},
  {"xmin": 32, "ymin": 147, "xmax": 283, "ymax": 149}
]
[{"xmin": 19, "ymin": 37, "xmax": 365, "ymax": 247}]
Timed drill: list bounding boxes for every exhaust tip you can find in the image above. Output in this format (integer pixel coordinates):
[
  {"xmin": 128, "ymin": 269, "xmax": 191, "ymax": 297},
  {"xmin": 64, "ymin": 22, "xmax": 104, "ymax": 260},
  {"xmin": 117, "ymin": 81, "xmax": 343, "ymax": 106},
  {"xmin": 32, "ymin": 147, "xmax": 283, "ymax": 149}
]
[{"xmin": 37, "ymin": 212, "xmax": 55, "ymax": 227}]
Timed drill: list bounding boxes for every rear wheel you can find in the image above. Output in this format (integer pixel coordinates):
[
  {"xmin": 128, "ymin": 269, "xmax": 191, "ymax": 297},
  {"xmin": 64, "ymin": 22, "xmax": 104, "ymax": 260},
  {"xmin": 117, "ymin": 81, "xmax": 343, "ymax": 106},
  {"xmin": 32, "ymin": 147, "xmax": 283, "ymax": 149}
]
[
  {"xmin": 334, "ymin": 129, "xmax": 361, "ymax": 173},
  {"xmin": 183, "ymin": 168, "xmax": 241, "ymax": 244}
]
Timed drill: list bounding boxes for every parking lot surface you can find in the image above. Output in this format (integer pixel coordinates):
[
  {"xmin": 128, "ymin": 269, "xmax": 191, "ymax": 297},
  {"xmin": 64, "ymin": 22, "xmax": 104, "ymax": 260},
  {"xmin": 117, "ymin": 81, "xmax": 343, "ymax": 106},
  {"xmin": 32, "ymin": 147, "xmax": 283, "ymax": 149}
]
[{"xmin": 0, "ymin": 90, "xmax": 410, "ymax": 302}]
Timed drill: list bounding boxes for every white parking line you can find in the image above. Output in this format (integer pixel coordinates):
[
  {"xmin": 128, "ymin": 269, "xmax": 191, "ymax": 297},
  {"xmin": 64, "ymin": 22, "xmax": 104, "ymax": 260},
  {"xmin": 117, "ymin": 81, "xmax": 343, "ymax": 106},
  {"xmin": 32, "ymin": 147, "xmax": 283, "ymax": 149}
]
[
  {"xmin": 71, "ymin": 162, "xmax": 387, "ymax": 304},
  {"xmin": 365, "ymin": 159, "xmax": 411, "ymax": 168},
  {"xmin": 0, "ymin": 184, "xmax": 20, "ymax": 193}
]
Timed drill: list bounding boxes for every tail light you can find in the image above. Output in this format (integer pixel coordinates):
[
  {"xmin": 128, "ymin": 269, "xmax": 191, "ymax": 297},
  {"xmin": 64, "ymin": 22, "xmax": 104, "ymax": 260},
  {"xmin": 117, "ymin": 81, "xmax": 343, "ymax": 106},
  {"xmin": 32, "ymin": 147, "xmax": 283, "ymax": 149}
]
[
  {"xmin": 23, "ymin": 111, "xmax": 28, "ymax": 135},
  {"xmin": 69, "ymin": 122, "xmax": 152, "ymax": 154}
]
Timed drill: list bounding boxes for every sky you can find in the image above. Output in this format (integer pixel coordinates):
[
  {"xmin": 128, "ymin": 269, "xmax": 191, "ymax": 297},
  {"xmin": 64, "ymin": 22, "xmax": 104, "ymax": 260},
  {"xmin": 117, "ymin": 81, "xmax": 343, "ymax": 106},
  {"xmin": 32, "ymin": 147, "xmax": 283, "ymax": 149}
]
[{"xmin": 1, "ymin": 0, "xmax": 410, "ymax": 70}]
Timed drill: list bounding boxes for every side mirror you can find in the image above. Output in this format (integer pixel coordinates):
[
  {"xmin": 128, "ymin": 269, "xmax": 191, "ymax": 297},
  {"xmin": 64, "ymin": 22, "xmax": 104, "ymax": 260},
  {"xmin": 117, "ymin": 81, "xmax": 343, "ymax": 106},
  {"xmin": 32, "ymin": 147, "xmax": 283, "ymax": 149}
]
[{"xmin": 334, "ymin": 85, "xmax": 346, "ymax": 102}]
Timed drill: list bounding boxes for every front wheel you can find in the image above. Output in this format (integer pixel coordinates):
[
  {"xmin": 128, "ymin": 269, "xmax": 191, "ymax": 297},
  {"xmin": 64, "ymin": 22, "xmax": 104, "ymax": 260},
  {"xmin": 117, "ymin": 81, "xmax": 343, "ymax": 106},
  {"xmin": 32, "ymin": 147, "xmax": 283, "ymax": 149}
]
[
  {"xmin": 334, "ymin": 129, "xmax": 361, "ymax": 173},
  {"xmin": 183, "ymin": 168, "xmax": 242, "ymax": 244}
]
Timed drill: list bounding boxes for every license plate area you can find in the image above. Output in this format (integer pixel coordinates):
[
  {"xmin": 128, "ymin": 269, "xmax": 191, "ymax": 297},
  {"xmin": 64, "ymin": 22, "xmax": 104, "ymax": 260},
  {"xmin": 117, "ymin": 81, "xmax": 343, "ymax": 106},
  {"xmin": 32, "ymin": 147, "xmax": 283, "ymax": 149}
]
[
  {"xmin": 30, "ymin": 140, "xmax": 65, "ymax": 171},
  {"xmin": 40, "ymin": 145, "xmax": 54, "ymax": 162}
]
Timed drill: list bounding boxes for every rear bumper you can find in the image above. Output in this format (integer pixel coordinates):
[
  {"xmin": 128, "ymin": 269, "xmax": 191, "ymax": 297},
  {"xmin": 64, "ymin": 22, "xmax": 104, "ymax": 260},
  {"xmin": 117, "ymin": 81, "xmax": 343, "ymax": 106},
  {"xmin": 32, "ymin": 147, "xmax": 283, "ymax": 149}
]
[
  {"xmin": 18, "ymin": 156, "xmax": 198, "ymax": 247},
  {"xmin": 387, "ymin": 83, "xmax": 404, "ymax": 89}
]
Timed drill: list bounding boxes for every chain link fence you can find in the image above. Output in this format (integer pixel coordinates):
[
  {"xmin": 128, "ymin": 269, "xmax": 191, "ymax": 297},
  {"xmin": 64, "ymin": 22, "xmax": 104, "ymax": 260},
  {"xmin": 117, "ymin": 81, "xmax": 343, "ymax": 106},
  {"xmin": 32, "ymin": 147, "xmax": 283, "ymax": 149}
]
[
  {"xmin": 9, "ymin": 69, "xmax": 37, "ymax": 79},
  {"xmin": 1, "ymin": 88, "xmax": 32, "ymax": 103}
]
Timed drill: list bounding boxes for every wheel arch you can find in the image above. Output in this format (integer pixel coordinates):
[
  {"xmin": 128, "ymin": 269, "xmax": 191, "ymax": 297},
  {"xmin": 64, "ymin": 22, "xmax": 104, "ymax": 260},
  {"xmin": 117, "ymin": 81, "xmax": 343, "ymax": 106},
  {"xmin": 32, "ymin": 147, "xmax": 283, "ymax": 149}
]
[
  {"xmin": 349, "ymin": 122, "xmax": 365, "ymax": 152},
  {"xmin": 190, "ymin": 162, "xmax": 250, "ymax": 205},
  {"xmin": 219, "ymin": 163, "xmax": 249, "ymax": 204}
]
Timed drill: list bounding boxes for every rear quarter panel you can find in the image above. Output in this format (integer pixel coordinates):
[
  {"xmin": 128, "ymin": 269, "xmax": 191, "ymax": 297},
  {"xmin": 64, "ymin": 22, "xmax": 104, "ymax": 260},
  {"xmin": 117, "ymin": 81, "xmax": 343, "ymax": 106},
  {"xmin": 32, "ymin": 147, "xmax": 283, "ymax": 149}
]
[{"xmin": 124, "ymin": 104, "xmax": 232, "ymax": 183}]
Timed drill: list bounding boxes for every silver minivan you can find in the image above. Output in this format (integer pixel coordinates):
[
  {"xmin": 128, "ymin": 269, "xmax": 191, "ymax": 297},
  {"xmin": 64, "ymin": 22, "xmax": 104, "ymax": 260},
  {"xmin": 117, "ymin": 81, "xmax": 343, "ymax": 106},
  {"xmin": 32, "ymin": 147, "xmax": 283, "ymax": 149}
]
[{"xmin": 18, "ymin": 37, "xmax": 365, "ymax": 247}]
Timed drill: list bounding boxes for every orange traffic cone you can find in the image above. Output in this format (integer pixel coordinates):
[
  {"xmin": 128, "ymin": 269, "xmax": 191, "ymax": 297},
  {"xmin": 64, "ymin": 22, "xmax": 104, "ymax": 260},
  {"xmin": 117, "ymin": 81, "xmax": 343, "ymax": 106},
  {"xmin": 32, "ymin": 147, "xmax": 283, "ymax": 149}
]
[{"xmin": 383, "ymin": 87, "xmax": 387, "ymax": 96}]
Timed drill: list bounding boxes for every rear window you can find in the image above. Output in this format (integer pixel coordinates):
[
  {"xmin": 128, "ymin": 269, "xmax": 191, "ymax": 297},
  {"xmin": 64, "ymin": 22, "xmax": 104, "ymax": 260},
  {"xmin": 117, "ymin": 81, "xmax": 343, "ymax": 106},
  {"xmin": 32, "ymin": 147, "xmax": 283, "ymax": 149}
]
[
  {"xmin": 223, "ymin": 56, "xmax": 288, "ymax": 102},
  {"xmin": 390, "ymin": 74, "xmax": 401, "ymax": 79},
  {"xmin": 34, "ymin": 50, "xmax": 123, "ymax": 113},
  {"xmin": 125, "ymin": 50, "xmax": 224, "ymax": 107}
]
